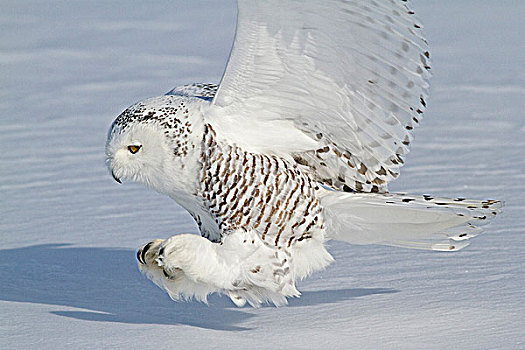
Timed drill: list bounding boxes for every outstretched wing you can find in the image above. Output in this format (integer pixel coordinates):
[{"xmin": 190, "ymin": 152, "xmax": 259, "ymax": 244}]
[{"xmin": 207, "ymin": 0, "xmax": 431, "ymax": 192}]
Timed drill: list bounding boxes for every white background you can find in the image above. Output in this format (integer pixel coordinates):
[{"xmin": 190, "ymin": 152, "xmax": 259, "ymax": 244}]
[{"xmin": 1, "ymin": 1, "xmax": 524, "ymax": 349}]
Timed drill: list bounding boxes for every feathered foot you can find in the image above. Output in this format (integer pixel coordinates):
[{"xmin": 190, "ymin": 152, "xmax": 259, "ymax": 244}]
[{"xmin": 136, "ymin": 231, "xmax": 300, "ymax": 307}]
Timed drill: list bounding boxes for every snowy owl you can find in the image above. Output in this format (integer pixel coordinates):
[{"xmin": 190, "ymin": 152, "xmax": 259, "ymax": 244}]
[{"xmin": 106, "ymin": 0, "xmax": 502, "ymax": 307}]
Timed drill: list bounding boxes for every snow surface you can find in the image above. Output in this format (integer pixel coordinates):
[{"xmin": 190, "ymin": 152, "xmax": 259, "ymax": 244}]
[{"xmin": 1, "ymin": 1, "xmax": 524, "ymax": 349}]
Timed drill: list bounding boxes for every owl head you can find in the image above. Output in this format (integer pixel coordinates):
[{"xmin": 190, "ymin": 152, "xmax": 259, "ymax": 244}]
[{"xmin": 105, "ymin": 95, "xmax": 206, "ymax": 195}]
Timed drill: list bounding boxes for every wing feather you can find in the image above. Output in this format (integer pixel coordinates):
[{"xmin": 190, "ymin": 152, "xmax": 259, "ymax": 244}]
[{"xmin": 207, "ymin": 0, "xmax": 431, "ymax": 192}]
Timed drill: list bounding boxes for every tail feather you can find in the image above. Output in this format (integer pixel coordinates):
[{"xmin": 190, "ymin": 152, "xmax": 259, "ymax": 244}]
[{"xmin": 321, "ymin": 192, "xmax": 503, "ymax": 251}]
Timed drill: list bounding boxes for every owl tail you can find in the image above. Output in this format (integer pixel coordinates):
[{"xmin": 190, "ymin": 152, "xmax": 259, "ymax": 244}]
[{"xmin": 320, "ymin": 192, "xmax": 503, "ymax": 251}]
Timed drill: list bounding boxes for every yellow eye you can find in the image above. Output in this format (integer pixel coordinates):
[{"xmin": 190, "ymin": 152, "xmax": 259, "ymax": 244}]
[{"xmin": 128, "ymin": 145, "xmax": 142, "ymax": 154}]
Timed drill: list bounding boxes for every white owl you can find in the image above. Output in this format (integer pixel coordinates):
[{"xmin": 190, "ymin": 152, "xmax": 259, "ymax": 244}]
[{"xmin": 105, "ymin": 0, "xmax": 502, "ymax": 307}]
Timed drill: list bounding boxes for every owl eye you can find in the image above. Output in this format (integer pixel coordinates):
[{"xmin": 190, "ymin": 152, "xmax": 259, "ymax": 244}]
[{"xmin": 128, "ymin": 145, "xmax": 142, "ymax": 154}]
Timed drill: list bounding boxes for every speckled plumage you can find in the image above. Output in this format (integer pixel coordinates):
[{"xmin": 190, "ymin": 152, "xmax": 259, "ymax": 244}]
[
  {"xmin": 105, "ymin": 1, "xmax": 502, "ymax": 307},
  {"xmin": 197, "ymin": 124, "xmax": 325, "ymax": 247}
]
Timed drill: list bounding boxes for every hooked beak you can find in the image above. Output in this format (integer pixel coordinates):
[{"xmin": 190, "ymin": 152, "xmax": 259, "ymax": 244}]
[{"xmin": 112, "ymin": 171, "xmax": 122, "ymax": 184}]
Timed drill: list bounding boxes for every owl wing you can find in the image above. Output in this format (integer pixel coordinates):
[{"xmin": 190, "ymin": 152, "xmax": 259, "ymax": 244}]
[
  {"xmin": 207, "ymin": 0, "xmax": 431, "ymax": 192},
  {"xmin": 166, "ymin": 83, "xmax": 218, "ymax": 100}
]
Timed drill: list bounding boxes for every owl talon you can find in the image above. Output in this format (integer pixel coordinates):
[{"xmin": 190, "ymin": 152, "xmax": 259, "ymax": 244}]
[
  {"xmin": 137, "ymin": 241, "xmax": 153, "ymax": 265},
  {"xmin": 137, "ymin": 239, "xmax": 163, "ymax": 266}
]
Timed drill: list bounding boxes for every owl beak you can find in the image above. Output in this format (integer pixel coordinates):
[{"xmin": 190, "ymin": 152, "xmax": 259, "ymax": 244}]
[{"xmin": 112, "ymin": 171, "xmax": 122, "ymax": 184}]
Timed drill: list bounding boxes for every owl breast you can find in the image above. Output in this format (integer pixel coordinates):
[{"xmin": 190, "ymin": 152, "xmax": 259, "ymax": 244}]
[{"xmin": 196, "ymin": 125, "xmax": 326, "ymax": 247}]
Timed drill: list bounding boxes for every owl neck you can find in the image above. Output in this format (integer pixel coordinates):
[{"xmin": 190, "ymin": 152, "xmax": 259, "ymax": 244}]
[
  {"xmin": 151, "ymin": 109, "xmax": 208, "ymax": 209},
  {"xmin": 174, "ymin": 123, "xmax": 227, "ymax": 242}
]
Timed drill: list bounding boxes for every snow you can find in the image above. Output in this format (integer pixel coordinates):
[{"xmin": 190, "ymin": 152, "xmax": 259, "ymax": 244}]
[{"xmin": 1, "ymin": 1, "xmax": 524, "ymax": 349}]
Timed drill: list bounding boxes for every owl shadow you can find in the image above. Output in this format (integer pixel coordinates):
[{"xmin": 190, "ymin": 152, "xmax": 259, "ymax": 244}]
[
  {"xmin": 0, "ymin": 244, "xmax": 251, "ymax": 331},
  {"xmin": 0, "ymin": 244, "xmax": 397, "ymax": 331}
]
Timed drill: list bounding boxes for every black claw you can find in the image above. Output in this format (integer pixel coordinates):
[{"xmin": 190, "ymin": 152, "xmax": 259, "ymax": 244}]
[{"xmin": 138, "ymin": 241, "xmax": 154, "ymax": 265}]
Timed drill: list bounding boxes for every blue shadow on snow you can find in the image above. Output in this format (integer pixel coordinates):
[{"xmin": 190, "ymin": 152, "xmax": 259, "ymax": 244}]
[{"xmin": 0, "ymin": 244, "xmax": 397, "ymax": 330}]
